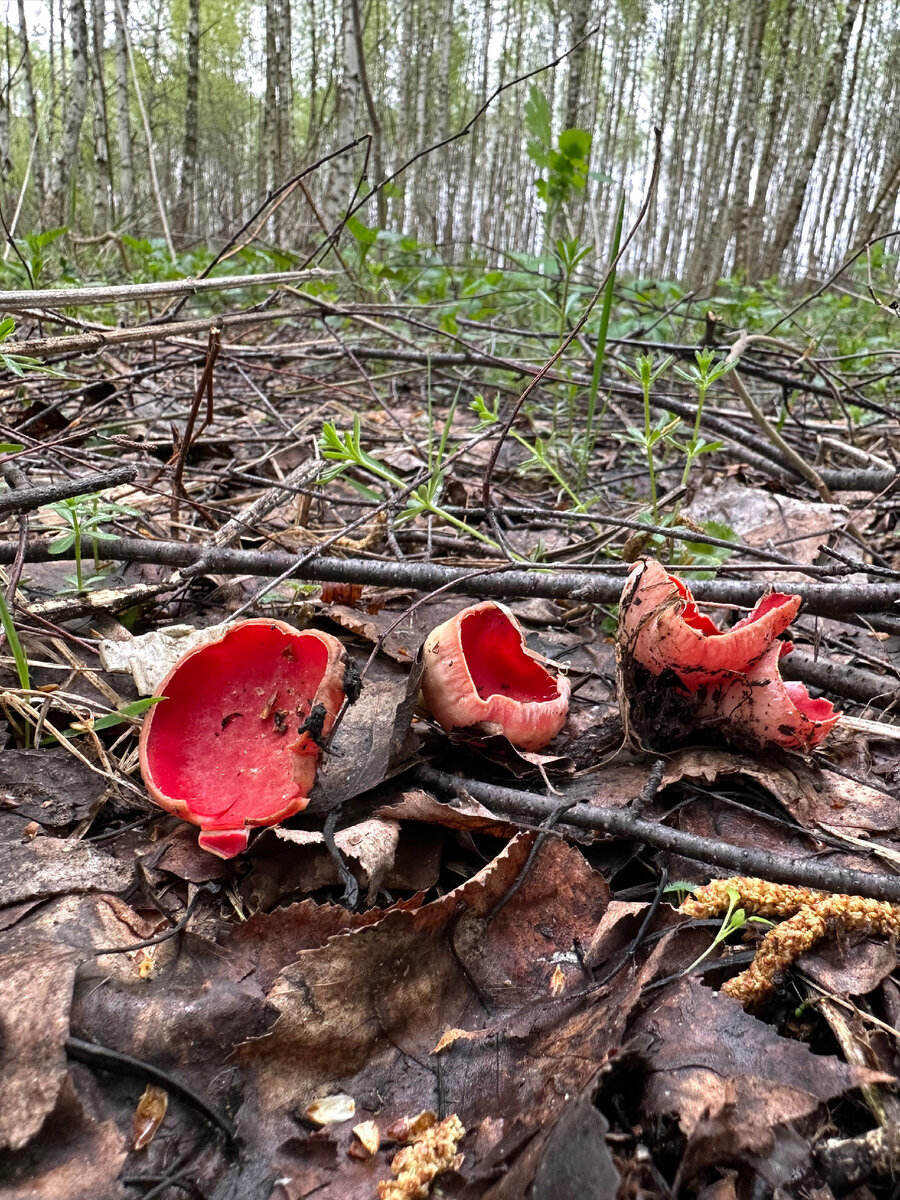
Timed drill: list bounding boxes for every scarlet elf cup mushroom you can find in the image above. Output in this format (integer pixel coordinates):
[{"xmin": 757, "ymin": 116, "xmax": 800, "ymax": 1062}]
[
  {"xmin": 421, "ymin": 601, "xmax": 570, "ymax": 751},
  {"xmin": 139, "ymin": 620, "xmax": 348, "ymax": 858},
  {"xmin": 617, "ymin": 558, "xmax": 840, "ymax": 753}
]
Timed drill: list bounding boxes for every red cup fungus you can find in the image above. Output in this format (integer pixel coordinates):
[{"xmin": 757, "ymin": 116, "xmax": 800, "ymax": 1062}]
[
  {"xmin": 696, "ymin": 640, "xmax": 841, "ymax": 752},
  {"xmin": 421, "ymin": 601, "xmax": 570, "ymax": 751},
  {"xmin": 139, "ymin": 619, "xmax": 348, "ymax": 858},
  {"xmin": 617, "ymin": 558, "xmax": 840, "ymax": 754},
  {"xmin": 620, "ymin": 557, "xmax": 800, "ymax": 690}
]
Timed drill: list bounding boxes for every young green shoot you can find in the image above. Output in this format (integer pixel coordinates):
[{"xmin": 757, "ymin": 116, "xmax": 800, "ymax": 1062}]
[
  {"xmin": 672, "ymin": 348, "xmax": 734, "ymax": 490},
  {"xmin": 48, "ymin": 491, "xmax": 140, "ymax": 593},
  {"xmin": 680, "ymin": 884, "xmax": 774, "ymax": 976},
  {"xmin": 471, "ymin": 393, "xmax": 589, "ymax": 513},
  {"xmin": 619, "ymin": 353, "xmax": 674, "ymax": 523},
  {"xmin": 320, "ymin": 416, "xmax": 511, "ymax": 555}
]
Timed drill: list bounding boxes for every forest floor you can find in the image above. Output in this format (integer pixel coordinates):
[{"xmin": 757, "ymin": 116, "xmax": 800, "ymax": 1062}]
[{"xmin": 2, "ymin": 267, "xmax": 900, "ymax": 1200}]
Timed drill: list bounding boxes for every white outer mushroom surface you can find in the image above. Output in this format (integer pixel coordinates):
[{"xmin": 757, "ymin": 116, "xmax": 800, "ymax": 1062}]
[{"xmin": 421, "ymin": 601, "xmax": 570, "ymax": 751}]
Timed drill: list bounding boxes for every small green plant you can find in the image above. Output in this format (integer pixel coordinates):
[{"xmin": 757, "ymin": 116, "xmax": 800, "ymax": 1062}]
[
  {"xmin": 0, "ymin": 586, "xmax": 29, "ymax": 691},
  {"xmin": 0, "ymin": 579, "xmax": 31, "ymax": 746},
  {"xmin": 0, "ymin": 226, "xmax": 70, "ymax": 290},
  {"xmin": 664, "ymin": 879, "xmax": 698, "ymax": 906},
  {"xmin": 680, "ymin": 884, "xmax": 774, "ymax": 975},
  {"xmin": 63, "ymin": 696, "xmax": 164, "ymax": 737},
  {"xmin": 47, "ymin": 491, "xmax": 140, "ymax": 593},
  {"xmin": 319, "ymin": 415, "xmax": 510, "ymax": 554},
  {"xmin": 525, "ymin": 85, "xmax": 599, "ymax": 241},
  {"xmin": 671, "ymin": 348, "xmax": 733, "ymax": 490},
  {"xmin": 0, "ymin": 319, "xmax": 68, "ymax": 379},
  {"xmin": 619, "ymin": 353, "xmax": 676, "ymax": 522},
  {"xmin": 470, "ymin": 393, "xmax": 592, "ymax": 513}
]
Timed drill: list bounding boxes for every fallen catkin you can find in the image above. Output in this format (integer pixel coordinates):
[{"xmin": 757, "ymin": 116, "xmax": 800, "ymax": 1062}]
[
  {"xmin": 681, "ymin": 876, "xmax": 900, "ymax": 1007},
  {"xmin": 376, "ymin": 1114, "xmax": 466, "ymax": 1200}
]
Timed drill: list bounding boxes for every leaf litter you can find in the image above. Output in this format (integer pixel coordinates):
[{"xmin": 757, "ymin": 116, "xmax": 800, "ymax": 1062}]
[{"xmin": 4, "ymin": 373, "xmax": 900, "ymax": 1199}]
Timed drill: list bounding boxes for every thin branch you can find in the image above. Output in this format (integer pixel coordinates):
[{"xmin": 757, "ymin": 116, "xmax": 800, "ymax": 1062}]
[
  {"xmin": 0, "ymin": 465, "xmax": 137, "ymax": 515},
  {"xmin": 7, "ymin": 535, "xmax": 900, "ymax": 617},
  {"xmin": 413, "ymin": 765, "xmax": 900, "ymax": 904}
]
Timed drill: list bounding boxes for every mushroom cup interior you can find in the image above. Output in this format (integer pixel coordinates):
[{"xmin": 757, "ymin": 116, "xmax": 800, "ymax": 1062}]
[
  {"xmin": 460, "ymin": 606, "xmax": 559, "ymax": 703},
  {"xmin": 143, "ymin": 624, "xmax": 330, "ymax": 825}
]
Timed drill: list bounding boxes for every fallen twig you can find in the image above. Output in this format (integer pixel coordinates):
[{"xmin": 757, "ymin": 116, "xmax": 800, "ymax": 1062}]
[
  {"xmin": 0, "ymin": 269, "xmax": 327, "ymax": 311},
  {"xmin": 0, "ymin": 465, "xmax": 138, "ymax": 516},
  {"xmin": 65, "ymin": 1036, "xmax": 235, "ymax": 1142},
  {"xmin": 413, "ymin": 764, "xmax": 900, "ymax": 903},
  {"xmin": 6, "ymin": 535, "xmax": 900, "ymax": 617}
]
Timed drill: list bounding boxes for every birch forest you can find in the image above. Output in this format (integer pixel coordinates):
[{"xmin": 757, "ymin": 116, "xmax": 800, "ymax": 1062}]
[{"xmin": 6, "ymin": 0, "xmax": 900, "ymax": 282}]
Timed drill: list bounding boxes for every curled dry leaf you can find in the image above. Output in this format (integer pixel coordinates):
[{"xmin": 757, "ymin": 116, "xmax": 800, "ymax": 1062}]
[
  {"xmin": 350, "ymin": 1120, "xmax": 381, "ymax": 1157},
  {"xmin": 305, "ymin": 1093, "xmax": 356, "ymax": 1126},
  {"xmin": 139, "ymin": 619, "xmax": 349, "ymax": 858},
  {"xmin": 132, "ymin": 1084, "xmax": 168, "ymax": 1151},
  {"xmin": 386, "ymin": 1110, "xmax": 437, "ymax": 1143},
  {"xmin": 617, "ymin": 559, "xmax": 840, "ymax": 754},
  {"xmin": 421, "ymin": 601, "xmax": 570, "ymax": 751}
]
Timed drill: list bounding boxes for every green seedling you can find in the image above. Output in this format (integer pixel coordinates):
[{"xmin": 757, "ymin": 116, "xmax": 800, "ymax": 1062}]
[
  {"xmin": 320, "ymin": 415, "xmax": 509, "ymax": 554},
  {"xmin": 672, "ymin": 348, "xmax": 734, "ymax": 492},
  {"xmin": 619, "ymin": 353, "xmax": 676, "ymax": 523},
  {"xmin": 0, "ymin": 587, "xmax": 30, "ymax": 692},
  {"xmin": 47, "ymin": 491, "xmax": 140, "ymax": 593},
  {"xmin": 680, "ymin": 884, "xmax": 774, "ymax": 976},
  {"xmin": 471, "ymin": 393, "xmax": 593, "ymax": 514}
]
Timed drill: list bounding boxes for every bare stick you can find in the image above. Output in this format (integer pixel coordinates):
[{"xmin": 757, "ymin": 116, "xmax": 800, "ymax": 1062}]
[
  {"xmin": 0, "ymin": 270, "xmax": 326, "ymax": 312},
  {"xmin": 413, "ymin": 765, "xmax": 900, "ymax": 904},
  {"xmin": 0, "ymin": 465, "xmax": 138, "ymax": 516},
  {"xmin": 7, "ymin": 536, "xmax": 900, "ymax": 617}
]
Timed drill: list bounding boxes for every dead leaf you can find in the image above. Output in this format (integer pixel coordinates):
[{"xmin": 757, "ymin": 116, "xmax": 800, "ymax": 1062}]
[
  {"xmin": 275, "ymin": 818, "xmax": 401, "ymax": 903},
  {"xmin": 529, "ymin": 1090, "xmax": 619, "ymax": 1200},
  {"xmin": 243, "ymin": 820, "xmax": 442, "ymax": 910},
  {"xmin": 308, "ymin": 655, "xmax": 423, "ymax": 812},
  {"xmin": 0, "ymin": 836, "xmax": 134, "ymax": 906},
  {"xmin": 798, "ymin": 933, "xmax": 898, "ymax": 996},
  {"xmin": 132, "ymin": 1084, "xmax": 168, "ymax": 1150},
  {"xmin": 0, "ymin": 943, "xmax": 79, "ymax": 1151},
  {"xmin": 2, "ymin": 1077, "xmax": 128, "ymax": 1200},
  {"xmin": 0, "ymin": 749, "xmax": 108, "ymax": 828},
  {"xmin": 633, "ymin": 976, "xmax": 888, "ymax": 1179}
]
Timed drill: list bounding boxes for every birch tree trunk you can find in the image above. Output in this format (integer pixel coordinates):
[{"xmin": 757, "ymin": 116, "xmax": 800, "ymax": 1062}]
[
  {"xmin": 351, "ymin": 0, "xmax": 387, "ymax": 228},
  {"xmin": 767, "ymin": 0, "xmax": 861, "ymax": 271},
  {"xmin": 731, "ymin": 0, "xmax": 770, "ymax": 275},
  {"xmin": 564, "ymin": 0, "xmax": 590, "ymax": 132},
  {"xmin": 17, "ymin": 0, "xmax": 44, "ymax": 216},
  {"xmin": 89, "ymin": 0, "xmax": 112, "ymax": 230},
  {"xmin": 322, "ymin": 0, "xmax": 361, "ymax": 229},
  {"xmin": 49, "ymin": 0, "xmax": 90, "ymax": 223},
  {"xmin": 113, "ymin": 0, "xmax": 134, "ymax": 220},
  {"xmin": 175, "ymin": 0, "xmax": 201, "ymax": 236}
]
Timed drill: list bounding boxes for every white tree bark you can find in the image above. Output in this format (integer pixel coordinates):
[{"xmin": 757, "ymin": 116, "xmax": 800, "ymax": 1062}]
[
  {"xmin": 113, "ymin": 0, "xmax": 134, "ymax": 220},
  {"xmin": 49, "ymin": 0, "xmax": 90, "ymax": 222}
]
